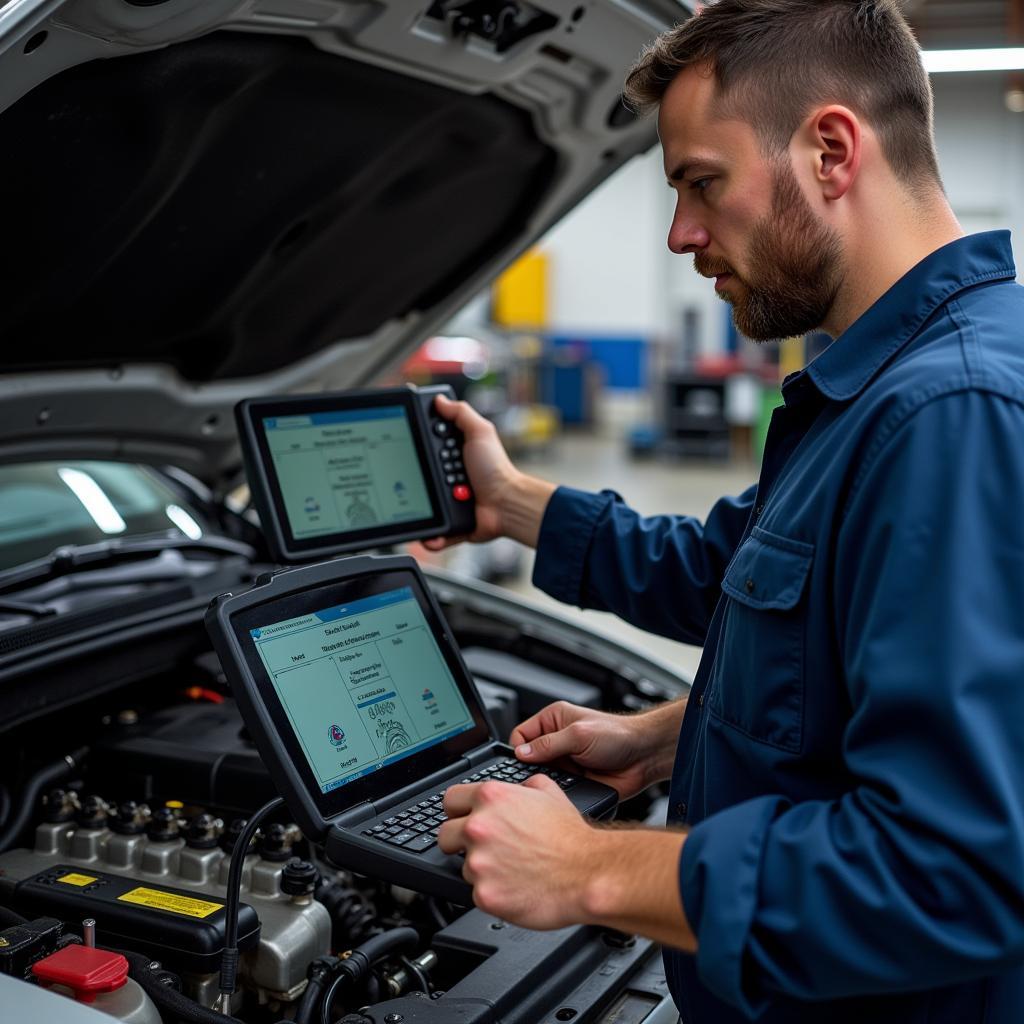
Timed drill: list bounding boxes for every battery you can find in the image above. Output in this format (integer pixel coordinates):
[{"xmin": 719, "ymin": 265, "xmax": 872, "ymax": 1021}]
[{"xmin": 13, "ymin": 866, "xmax": 259, "ymax": 974}]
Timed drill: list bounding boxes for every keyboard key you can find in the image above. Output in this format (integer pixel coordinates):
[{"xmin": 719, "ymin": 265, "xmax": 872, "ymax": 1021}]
[
  {"xmin": 411, "ymin": 823, "xmax": 430, "ymax": 833},
  {"xmin": 386, "ymin": 830, "xmax": 418, "ymax": 846},
  {"xmin": 384, "ymin": 817, "xmax": 399, "ymax": 826},
  {"xmin": 404, "ymin": 834, "xmax": 437, "ymax": 853}
]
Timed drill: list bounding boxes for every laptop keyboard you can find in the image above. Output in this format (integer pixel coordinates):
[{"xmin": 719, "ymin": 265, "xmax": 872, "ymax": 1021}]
[{"xmin": 360, "ymin": 757, "xmax": 579, "ymax": 854}]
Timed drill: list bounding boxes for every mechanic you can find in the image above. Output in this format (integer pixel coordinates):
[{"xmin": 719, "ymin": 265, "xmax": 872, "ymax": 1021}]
[{"xmin": 427, "ymin": 1, "xmax": 1024, "ymax": 1021}]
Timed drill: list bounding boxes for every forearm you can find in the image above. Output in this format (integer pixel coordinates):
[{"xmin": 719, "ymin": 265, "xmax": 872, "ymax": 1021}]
[
  {"xmin": 498, "ymin": 471, "xmax": 557, "ymax": 548},
  {"xmin": 636, "ymin": 697, "xmax": 688, "ymax": 786},
  {"xmin": 578, "ymin": 826, "xmax": 695, "ymax": 952}
]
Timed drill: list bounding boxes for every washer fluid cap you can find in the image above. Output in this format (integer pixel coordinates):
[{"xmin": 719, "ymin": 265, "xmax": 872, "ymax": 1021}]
[{"xmin": 31, "ymin": 945, "xmax": 129, "ymax": 1002}]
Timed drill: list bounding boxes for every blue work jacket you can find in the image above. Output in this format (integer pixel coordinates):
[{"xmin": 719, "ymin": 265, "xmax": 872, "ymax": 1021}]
[{"xmin": 533, "ymin": 232, "xmax": 1024, "ymax": 1022}]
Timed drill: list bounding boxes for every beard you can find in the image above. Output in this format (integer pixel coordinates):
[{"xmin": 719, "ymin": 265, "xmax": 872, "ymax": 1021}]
[{"xmin": 694, "ymin": 162, "xmax": 843, "ymax": 342}]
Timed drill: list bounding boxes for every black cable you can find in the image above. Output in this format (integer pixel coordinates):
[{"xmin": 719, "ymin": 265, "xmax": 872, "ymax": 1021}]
[
  {"xmin": 0, "ymin": 748, "xmax": 88, "ymax": 853},
  {"xmin": 318, "ymin": 927, "xmax": 419, "ymax": 1024},
  {"xmin": 426, "ymin": 896, "xmax": 449, "ymax": 931},
  {"xmin": 319, "ymin": 971, "xmax": 352, "ymax": 1024},
  {"xmin": 294, "ymin": 958, "xmax": 334, "ymax": 1024},
  {"xmin": 399, "ymin": 954, "xmax": 430, "ymax": 994},
  {"xmin": 113, "ymin": 948, "xmax": 245, "ymax": 1024},
  {"xmin": 0, "ymin": 785, "xmax": 10, "ymax": 831},
  {"xmin": 218, "ymin": 795, "xmax": 285, "ymax": 1002}
]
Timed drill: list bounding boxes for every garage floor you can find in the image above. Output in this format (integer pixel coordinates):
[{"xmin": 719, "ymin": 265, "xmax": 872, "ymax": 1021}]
[{"xmin": 441, "ymin": 421, "xmax": 758, "ymax": 684}]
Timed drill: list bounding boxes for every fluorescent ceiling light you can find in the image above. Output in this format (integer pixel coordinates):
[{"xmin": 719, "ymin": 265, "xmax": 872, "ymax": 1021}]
[
  {"xmin": 58, "ymin": 467, "xmax": 127, "ymax": 534},
  {"xmin": 922, "ymin": 48, "xmax": 1024, "ymax": 74}
]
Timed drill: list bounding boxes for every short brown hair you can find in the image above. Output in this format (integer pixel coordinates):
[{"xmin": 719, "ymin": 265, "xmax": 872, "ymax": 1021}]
[{"xmin": 625, "ymin": 0, "xmax": 942, "ymax": 187}]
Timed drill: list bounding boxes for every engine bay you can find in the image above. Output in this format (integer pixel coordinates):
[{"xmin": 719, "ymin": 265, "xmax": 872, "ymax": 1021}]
[{"xmin": 0, "ymin": 594, "xmax": 682, "ymax": 1023}]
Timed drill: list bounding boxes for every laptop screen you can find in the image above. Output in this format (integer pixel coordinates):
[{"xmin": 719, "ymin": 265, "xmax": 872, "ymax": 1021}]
[
  {"xmin": 249, "ymin": 586, "xmax": 475, "ymax": 795},
  {"xmin": 230, "ymin": 565, "xmax": 491, "ymax": 821}
]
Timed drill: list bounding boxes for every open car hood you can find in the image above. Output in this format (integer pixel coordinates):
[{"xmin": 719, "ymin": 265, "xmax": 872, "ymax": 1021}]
[{"xmin": 0, "ymin": 0, "xmax": 686, "ymax": 486}]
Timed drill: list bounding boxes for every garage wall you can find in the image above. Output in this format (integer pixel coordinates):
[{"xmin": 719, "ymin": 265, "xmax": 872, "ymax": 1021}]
[
  {"xmin": 932, "ymin": 75, "xmax": 1024, "ymax": 262},
  {"xmin": 537, "ymin": 72, "xmax": 1024, "ymax": 349}
]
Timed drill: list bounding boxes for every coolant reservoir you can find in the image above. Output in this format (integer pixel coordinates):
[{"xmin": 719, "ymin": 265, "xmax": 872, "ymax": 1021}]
[{"xmin": 30, "ymin": 945, "xmax": 161, "ymax": 1024}]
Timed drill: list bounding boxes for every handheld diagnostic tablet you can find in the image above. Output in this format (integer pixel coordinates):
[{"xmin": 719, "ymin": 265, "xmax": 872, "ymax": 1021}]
[{"xmin": 236, "ymin": 385, "xmax": 475, "ymax": 563}]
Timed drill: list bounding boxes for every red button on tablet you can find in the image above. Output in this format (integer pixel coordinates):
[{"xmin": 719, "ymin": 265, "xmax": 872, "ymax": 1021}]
[{"xmin": 452, "ymin": 484, "xmax": 472, "ymax": 502}]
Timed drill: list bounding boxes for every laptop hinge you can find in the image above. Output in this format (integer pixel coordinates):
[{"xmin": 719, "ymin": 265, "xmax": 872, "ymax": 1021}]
[{"xmin": 333, "ymin": 801, "xmax": 376, "ymax": 829}]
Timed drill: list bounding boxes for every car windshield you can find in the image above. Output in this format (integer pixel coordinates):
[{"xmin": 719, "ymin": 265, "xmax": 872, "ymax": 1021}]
[{"xmin": 0, "ymin": 461, "xmax": 212, "ymax": 570}]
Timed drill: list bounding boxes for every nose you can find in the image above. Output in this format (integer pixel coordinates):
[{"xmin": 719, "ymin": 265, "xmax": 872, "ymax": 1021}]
[{"xmin": 667, "ymin": 203, "xmax": 710, "ymax": 255}]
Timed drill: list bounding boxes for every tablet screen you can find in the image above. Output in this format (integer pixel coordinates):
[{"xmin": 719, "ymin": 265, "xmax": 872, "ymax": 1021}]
[
  {"xmin": 250, "ymin": 585, "xmax": 475, "ymax": 794},
  {"xmin": 239, "ymin": 391, "xmax": 447, "ymax": 560},
  {"xmin": 261, "ymin": 407, "xmax": 434, "ymax": 543}
]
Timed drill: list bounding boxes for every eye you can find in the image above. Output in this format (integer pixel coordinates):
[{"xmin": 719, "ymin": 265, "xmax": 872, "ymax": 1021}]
[{"xmin": 689, "ymin": 177, "xmax": 714, "ymax": 194}]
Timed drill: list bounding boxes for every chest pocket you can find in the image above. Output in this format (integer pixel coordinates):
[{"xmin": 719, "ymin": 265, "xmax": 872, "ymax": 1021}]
[{"xmin": 708, "ymin": 526, "xmax": 814, "ymax": 753}]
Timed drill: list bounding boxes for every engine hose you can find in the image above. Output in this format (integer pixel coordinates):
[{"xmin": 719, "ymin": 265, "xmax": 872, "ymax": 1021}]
[
  {"xmin": 319, "ymin": 927, "xmax": 420, "ymax": 1024},
  {"xmin": 116, "ymin": 948, "xmax": 245, "ymax": 1024},
  {"xmin": 315, "ymin": 880, "xmax": 377, "ymax": 947},
  {"xmin": 0, "ymin": 748, "xmax": 89, "ymax": 853},
  {"xmin": 294, "ymin": 963, "xmax": 331, "ymax": 1024}
]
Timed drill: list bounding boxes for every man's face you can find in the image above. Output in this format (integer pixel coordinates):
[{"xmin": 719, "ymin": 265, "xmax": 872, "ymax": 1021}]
[{"xmin": 658, "ymin": 67, "xmax": 843, "ymax": 342}]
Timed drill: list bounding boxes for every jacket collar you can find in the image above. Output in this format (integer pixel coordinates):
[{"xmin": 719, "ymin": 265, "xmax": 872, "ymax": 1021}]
[{"xmin": 783, "ymin": 231, "xmax": 1016, "ymax": 406}]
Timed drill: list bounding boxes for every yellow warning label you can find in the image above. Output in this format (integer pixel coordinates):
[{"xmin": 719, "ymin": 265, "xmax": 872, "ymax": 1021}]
[
  {"xmin": 118, "ymin": 887, "xmax": 223, "ymax": 919},
  {"xmin": 57, "ymin": 873, "xmax": 97, "ymax": 887}
]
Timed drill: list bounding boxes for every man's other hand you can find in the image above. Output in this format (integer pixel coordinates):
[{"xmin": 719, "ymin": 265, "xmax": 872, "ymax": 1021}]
[{"xmin": 510, "ymin": 701, "xmax": 665, "ymax": 802}]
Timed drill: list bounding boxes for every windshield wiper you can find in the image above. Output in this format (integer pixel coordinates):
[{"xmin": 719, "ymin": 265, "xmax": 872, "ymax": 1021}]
[{"xmin": 0, "ymin": 535, "xmax": 256, "ymax": 596}]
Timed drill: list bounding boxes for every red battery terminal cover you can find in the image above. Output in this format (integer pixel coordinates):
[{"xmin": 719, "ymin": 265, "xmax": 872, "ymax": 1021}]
[{"xmin": 31, "ymin": 944, "xmax": 129, "ymax": 1002}]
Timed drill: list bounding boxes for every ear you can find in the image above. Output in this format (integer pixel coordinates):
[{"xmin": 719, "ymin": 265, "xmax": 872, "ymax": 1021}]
[{"xmin": 801, "ymin": 105, "xmax": 861, "ymax": 201}]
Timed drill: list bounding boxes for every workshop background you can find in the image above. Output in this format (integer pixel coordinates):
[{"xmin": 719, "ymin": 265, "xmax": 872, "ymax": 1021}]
[{"xmin": 408, "ymin": 0, "xmax": 1024, "ymax": 678}]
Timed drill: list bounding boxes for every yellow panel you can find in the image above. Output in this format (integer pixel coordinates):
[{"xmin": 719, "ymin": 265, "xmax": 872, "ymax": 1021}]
[
  {"xmin": 118, "ymin": 887, "xmax": 222, "ymax": 919},
  {"xmin": 492, "ymin": 249, "xmax": 549, "ymax": 330},
  {"xmin": 56, "ymin": 873, "xmax": 97, "ymax": 887}
]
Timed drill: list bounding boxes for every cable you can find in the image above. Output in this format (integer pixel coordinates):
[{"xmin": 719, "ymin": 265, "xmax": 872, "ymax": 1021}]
[
  {"xmin": 399, "ymin": 954, "xmax": 430, "ymax": 994},
  {"xmin": 0, "ymin": 748, "xmax": 88, "ymax": 853},
  {"xmin": 318, "ymin": 927, "xmax": 419, "ymax": 1024},
  {"xmin": 217, "ymin": 795, "xmax": 285, "ymax": 1007},
  {"xmin": 294, "ymin": 958, "xmax": 334, "ymax": 1024},
  {"xmin": 319, "ymin": 971, "xmax": 352, "ymax": 1024},
  {"xmin": 114, "ymin": 948, "xmax": 244, "ymax": 1024}
]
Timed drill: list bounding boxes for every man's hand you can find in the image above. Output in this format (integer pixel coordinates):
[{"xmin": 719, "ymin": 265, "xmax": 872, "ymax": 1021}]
[
  {"xmin": 510, "ymin": 700, "xmax": 686, "ymax": 801},
  {"xmin": 422, "ymin": 394, "xmax": 555, "ymax": 550},
  {"xmin": 439, "ymin": 774, "xmax": 696, "ymax": 950},
  {"xmin": 438, "ymin": 775, "xmax": 593, "ymax": 928}
]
